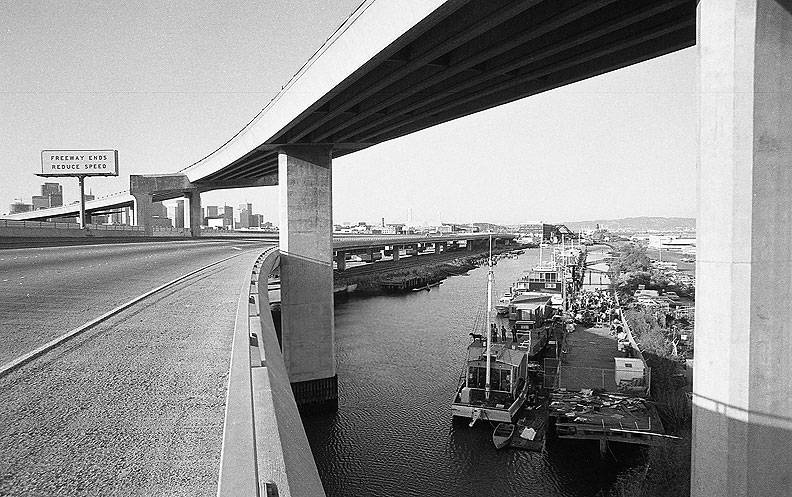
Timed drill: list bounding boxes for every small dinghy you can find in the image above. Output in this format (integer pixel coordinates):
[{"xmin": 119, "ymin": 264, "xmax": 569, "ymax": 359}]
[{"xmin": 492, "ymin": 422, "xmax": 516, "ymax": 449}]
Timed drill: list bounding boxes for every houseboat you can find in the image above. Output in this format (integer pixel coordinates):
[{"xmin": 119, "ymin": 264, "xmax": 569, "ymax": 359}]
[
  {"xmin": 451, "ymin": 237, "xmax": 531, "ymax": 426},
  {"xmin": 451, "ymin": 336, "xmax": 532, "ymax": 425}
]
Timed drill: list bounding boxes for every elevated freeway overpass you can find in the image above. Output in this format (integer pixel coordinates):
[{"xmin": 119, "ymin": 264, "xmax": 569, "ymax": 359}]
[{"xmin": 4, "ymin": 1, "xmax": 792, "ymax": 495}]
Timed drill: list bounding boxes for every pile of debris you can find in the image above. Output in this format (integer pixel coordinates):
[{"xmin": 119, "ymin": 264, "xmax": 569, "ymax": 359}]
[{"xmin": 548, "ymin": 389, "xmax": 658, "ymax": 431}]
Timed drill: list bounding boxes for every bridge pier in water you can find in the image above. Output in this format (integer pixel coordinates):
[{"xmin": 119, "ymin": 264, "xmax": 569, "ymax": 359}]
[
  {"xmin": 694, "ymin": 1, "xmax": 792, "ymax": 495},
  {"xmin": 278, "ymin": 145, "xmax": 337, "ymax": 411}
]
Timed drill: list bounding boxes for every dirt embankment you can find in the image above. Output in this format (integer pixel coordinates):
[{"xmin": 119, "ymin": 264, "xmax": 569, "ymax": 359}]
[{"xmin": 335, "ymin": 245, "xmax": 526, "ymax": 294}]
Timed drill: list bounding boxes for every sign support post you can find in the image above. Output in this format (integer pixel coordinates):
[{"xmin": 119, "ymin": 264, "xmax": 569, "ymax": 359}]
[
  {"xmin": 78, "ymin": 175, "xmax": 86, "ymax": 228},
  {"xmin": 36, "ymin": 150, "xmax": 119, "ymax": 228}
]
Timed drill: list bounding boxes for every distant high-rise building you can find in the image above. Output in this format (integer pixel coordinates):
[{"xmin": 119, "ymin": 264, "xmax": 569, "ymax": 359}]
[
  {"xmin": 151, "ymin": 202, "xmax": 170, "ymax": 228},
  {"xmin": 174, "ymin": 200, "xmax": 185, "ymax": 228},
  {"xmin": 238, "ymin": 203, "xmax": 252, "ymax": 228},
  {"xmin": 206, "ymin": 205, "xmax": 218, "ymax": 217},
  {"xmin": 83, "ymin": 191, "xmax": 95, "ymax": 202},
  {"xmin": 9, "ymin": 200, "xmax": 33, "ymax": 214},
  {"xmin": 31, "ymin": 195, "xmax": 50, "ymax": 210},
  {"xmin": 151, "ymin": 202, "xmax": 167, "ymax": 218},
  {"xmin": 221, "ymin": 205, "xmax": 234, "ymax": 227},
  {"xmin": 29, "ymin": 182, "xmax": 64, "ymax": 210},
  {"xmin": 110, "ymin": 210, "xmax": 124, "ymax": 225},
  {"xmin": 41, "ymin": 182, "xmax": 63, "ymax": 207}
]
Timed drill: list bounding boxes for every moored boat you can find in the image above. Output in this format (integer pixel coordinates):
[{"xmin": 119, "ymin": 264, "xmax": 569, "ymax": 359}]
[
  {"xmin": 492, "ymin": 422, "xmax": 516, "ymax": 449},
  {"xmin": 451, "ymin": 237, "xmax": 532, "ymax": 426},
  {"xmin": 495, "ymin": 292, "xmax": 512, "ymax": 314}
]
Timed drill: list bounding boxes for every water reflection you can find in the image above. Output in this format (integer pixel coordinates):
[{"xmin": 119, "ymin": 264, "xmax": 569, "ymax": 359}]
[{"xmin": 302, "ymin": 250, "xmax": 644, "ymax": 496}]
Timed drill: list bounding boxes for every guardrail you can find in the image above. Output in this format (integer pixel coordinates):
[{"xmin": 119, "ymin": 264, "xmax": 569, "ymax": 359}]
[
  {"xmin": 152, "ymin": 226, "xmax": 190, "ymax": 234},
  {"xmin": 0, "ymin": 219, "xmax": 144, "ymax": 231},
  {"xmin": 218, "ymin": 248, "xmax": 325, "ymax": 497}
]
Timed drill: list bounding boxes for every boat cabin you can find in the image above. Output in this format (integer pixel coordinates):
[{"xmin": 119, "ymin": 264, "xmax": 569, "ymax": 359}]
[
  {"xmin": 507, "ymin": 293, "xmax": 553, "ymax": 322},
  {"xmin": 525, "ymin": 263, "xmax": 563, "ymax": 292},
  {"xmin": 513, "ymin": 321, "xmax": 550, "ymax": 357},
  {"xmin": 458, "ymin": 340, "xmax": 528, "ymax": 407}
]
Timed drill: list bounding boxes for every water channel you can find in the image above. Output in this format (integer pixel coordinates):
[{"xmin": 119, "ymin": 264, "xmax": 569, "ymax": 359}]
[{"xmin": 302, "ymin": 249, "xmax": 641, "ymax": 497}]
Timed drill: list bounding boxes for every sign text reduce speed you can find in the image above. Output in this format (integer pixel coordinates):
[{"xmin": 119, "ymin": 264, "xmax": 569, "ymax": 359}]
[{"xmin": 41, "ymin": 150, "xmax": 119, "ymax": 176}]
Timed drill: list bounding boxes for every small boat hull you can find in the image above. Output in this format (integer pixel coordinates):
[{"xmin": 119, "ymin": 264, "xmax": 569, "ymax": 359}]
[
  {"xmin": 451, "ymin": 404, "xmax": 515, "ymax": 424},
  {"xmin": 492, "ymin": 423, "xmax": 516, "ymax": 449}
]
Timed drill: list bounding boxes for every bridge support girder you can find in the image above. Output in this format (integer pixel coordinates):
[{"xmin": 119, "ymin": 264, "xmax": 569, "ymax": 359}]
[
  {"xmin": 130, "ymin": 174, "xmax": 201, "ymax": 237},
  {"xmin": 278, "ymin": 145, "xmax": 337, "ymax": 411},
  {"xmin": 694, "ymin": 2, "xmax": 792, "ymax": 496}
]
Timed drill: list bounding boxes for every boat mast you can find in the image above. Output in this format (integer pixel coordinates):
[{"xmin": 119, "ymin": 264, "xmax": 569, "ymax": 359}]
[{"xmin": 485, "ymin": 234, "xmax": 493, "ymax": 401}]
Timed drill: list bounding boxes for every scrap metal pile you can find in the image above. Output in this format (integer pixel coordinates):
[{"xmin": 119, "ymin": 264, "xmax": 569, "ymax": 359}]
[{"xmin": 549, "ymin": 389, "xmax": 660, "ymax": 432}]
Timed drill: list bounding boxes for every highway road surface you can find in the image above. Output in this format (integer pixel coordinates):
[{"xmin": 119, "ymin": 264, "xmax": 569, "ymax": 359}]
[
  {"xmin": 0, "ymin": 239, "xmax": 271, "ymax": 365},
  {"xmin": 0, "ymin": 242, "xmax": 269, "ymax": 496}
]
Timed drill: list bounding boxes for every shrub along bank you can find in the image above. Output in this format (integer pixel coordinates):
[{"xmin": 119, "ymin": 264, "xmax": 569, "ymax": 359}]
[{"xmin": 599, "ymin": 248, "xmax": 693, "ymax": 497}]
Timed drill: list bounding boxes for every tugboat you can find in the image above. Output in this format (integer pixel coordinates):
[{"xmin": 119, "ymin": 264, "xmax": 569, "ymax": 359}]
[{"xmin": 451, "ymin": 237, "xmax": 532, "ymax": 426}]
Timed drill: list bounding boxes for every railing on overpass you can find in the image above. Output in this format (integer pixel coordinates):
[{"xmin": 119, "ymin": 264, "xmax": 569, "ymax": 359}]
[
  {"xmin": 0, "ymin": 219, "xmax": 144, "ymax": 231},
  {"xmin": 152, "ymin": 226, "xmax": 191, "ymax": 235},
  {"xmin": 218, "ymin": 247, "xmax": 325, "ymax": 497}
]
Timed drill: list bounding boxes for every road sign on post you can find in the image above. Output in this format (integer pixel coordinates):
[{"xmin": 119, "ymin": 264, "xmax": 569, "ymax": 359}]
[
  {"xmin": 37, "ymin": 150, "xmax": 119, "ymax": 228},
  {"xmin": 39, "ymin": 150, "xmax": 119, "ymax": 177}
]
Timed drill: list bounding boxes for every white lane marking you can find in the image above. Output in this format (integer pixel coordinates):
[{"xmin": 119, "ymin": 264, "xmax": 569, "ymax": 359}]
[
  {"xmin": 0, "ymin": 250, "xmax": 252, "ymax": 377},
  {"xmin": 231, "ymin": 247, "xmax": 242, "ymax": 251}
]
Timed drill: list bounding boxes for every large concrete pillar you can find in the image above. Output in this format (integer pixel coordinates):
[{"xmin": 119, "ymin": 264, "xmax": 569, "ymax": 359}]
[
  {"xmin": 186, "ymin": 190, "xmax": 201, "ymax": 237},
  {"xmin": 132, "ymin": 194, "xmax": 153, "ymax": 236},
  {"xmin": 278, "ymin": 145, "xmax": 337, "ymax": 411},
  {"xmin": 693, "ymin": 2, "xmax": 792, "ymax": 496},
  {"xmin": 392, "ymin": 245, "xmax": 400, "ymax": 261}
]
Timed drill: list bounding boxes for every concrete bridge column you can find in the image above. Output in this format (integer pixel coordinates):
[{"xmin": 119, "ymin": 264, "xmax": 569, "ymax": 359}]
[
  {"xmin": 132, "ymin": 193, "xmax": 153, "ymax": 236},
  {"xmin": 277, "ymin": 145, "xmax": 336, "ymax": 411},
  {"xmin": 694, "ymin": 2, "xmax": 792, "ymax": 496},
  {"xmin": 466, "ymin": 240, "xmax": 473, "ymax": 251},
  {"xmin": 392, "ymin": 245, "xmax": 400, "ymax": 261},
  {"xmin": 186, "ymin": 190, "xmax": 201, "ymax": 237},
  {"xmin": 335, "ymin": 251, "xmax": 346, "ymax": 271}
]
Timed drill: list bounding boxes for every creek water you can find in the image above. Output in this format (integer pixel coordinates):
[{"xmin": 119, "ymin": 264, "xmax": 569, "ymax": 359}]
[{"xmin": 302, "ymin": 249, "xmax": 642, "ymax": 497}]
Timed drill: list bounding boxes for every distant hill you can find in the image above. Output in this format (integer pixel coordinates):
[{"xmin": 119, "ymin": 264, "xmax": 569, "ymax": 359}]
[{"xmin": 559, "ymin": 217, "xmax": 695, "ymax": 232}]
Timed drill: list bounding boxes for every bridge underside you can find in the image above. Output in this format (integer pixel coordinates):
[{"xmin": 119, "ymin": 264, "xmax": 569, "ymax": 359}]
[{"xmin": 199, "ymin": 0, "xmax": 696, "ymax": 183}]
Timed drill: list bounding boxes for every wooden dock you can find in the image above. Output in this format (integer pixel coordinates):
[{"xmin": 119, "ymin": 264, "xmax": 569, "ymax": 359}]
[
  {"xmin": 509, "ymin": 393, "xmax": 549, "ymax": 451},
  {"xmin": 545, "ymin": 323, "xmax": 667, "ymax": 452}
]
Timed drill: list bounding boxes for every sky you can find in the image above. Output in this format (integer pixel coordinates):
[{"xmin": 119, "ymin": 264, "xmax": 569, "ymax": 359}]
[{"xmin": 0, "ymin": 0, "xmax": 697, "ymax": 226}]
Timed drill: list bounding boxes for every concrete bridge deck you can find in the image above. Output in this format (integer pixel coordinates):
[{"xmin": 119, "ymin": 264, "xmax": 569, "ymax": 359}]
[{"xmin": 0, "ymin": 248, "xmax": 266, "ymax": 496}]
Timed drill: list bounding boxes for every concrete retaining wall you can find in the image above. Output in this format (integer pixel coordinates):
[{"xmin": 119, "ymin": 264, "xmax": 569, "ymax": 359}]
[
  {"xmin": 218, "ymin": 248, "xmax": 325, "ymax": 497},
  {"xmin": 0, "ymin": 226, "xmax": 145, "ymax": 239}
]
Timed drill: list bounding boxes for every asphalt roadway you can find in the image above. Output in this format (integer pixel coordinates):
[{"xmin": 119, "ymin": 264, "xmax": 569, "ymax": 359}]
[
  {"xmin": 0, "ymin": 239, "xmax": 270, "ymax": 365},
  {"xmin": 0, "ymin": 240, "xmax": 271, "ymax": 496}
]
